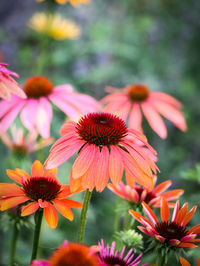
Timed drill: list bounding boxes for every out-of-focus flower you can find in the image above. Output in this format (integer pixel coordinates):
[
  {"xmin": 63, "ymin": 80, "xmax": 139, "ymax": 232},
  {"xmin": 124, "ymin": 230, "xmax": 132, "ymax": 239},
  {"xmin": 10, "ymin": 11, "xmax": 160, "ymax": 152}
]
[
  {"xmin": 29, "ymin": 13, "xmax": 81, "ymax": 40},
  {"xmin": 98, "ymin": 239, "xmax": 147, "ymax": 266},
  {"xmin": 108, "ymin": 176, "xmax": 184, "ymax": 208},
  {"xmin": 0, "ymin": 76, "xmax": 100, "ymax": 138},
  {"xmin": 0, "ymin": 126, "xmax": 53, "ymax": 155},
  {"xmin": 45, "ymin": 112, "xmax": 158, "ymax": 192},
  {"xmin": 36, "ymin": 0, "xmax": 91, "ymax": 6},
  {"xmin": 31, "ymin": 240, "xmax": 99, "ymax": 266},
  {"xmin": 0, "ymin": 160, "xmax": 83, "ymax": 229},
  {"xmin": 179, "ymin": 256, "xmax": 200, "ymax": 266},
  {"xmin": 102, "ymin": 84, "xmax": 187, "ymax": 138},
  {"xmin": 129, "ymin": 197, "xmax": 200, "ymax": 249},
  {"xmin": 0, "ymin": 63, "xmax": 26, "ymax": 101}
]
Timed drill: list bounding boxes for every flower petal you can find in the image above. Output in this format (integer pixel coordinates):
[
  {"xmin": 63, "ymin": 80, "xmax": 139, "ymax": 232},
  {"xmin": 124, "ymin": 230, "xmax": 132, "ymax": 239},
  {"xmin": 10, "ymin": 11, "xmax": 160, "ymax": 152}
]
[
  {"xmin": 43, "ymin": 203, "xmax": 58, "ymax": 229},
  {"xmin": 129, "ymin": 209, "xmax": 154, "ymax": 228},
  {"xmin": 128, "ymin": 103, "xmax": 143, "ymax": 132},
  {"xmin": 160, "ymin": 197, "xmax": 169, "ymax": 222},
  {"xmin": 179, "ymin": 257, "xmax": 191, "ymax": 266},
  {"xmin": 21, "ymin": 202, "xmax": 39, "ymax": 216},
  {"xmin": 109, "ymin": 145, "xmax": 124, "ymax": 184},
  {"xmin": 0, "ymin": 196, "xmax": 29, "ymax": 211},
  {"xmin": 0, "ymin": 183, "xmax": 25, "ymax": 197},
  {"xmin": 182, "ymin": 206, "xmax": 197, "ymax": 227},
  {"xmin": 153, "ymin": 180, "xmax": 172, "ymax": 195},
  {"xmin": 142, "ymin": 201, "xmax": 158, "ymax": 225},
  {"xmin": 53, "ymin": 199, "xmax": 74, "ymax": 221},
  {"xmin": 178, "ymin": 243, "xmax": 198, "ymax": 249},
  {"xmin": 31, "ymin": 160, "xmax": 44, "ymax": 176}
]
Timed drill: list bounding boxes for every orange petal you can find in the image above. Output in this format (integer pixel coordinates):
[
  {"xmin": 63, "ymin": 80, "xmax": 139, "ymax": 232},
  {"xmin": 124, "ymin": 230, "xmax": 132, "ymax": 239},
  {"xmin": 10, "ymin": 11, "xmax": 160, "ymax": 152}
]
[
  {"xmin": 179, "ymin": 257, "xmax": 190, "ymax": 266},
  {"xmin": 187, "ymin": 224, "xmax": 200, "ymax": 235},
  {"xmin": 43, "ymin": 168, "xmax": 58, "ymax": 180},
  {"xmin": 109, "ymin": 145, "xmax": 124, "ymax": 184},
  {"xmin": 1, "ymin": 196, "xmax": 29, "ymax": 211},
  {"xmin": 129, "ymin": 209, "xmax": 154, "ymax": 228},
  {"xmin": 176, "ymin": 203, "xmax": 188, "ymax": 224},
  {"xmin": 172, "ymin": 200, "xmax": 179, "ymax": 222},
  {"xmin": 43, "ymin": 203, "xmax": 58, "ymax": 229},
  {"xmin": 178, "ymin": 243, "xmax": 198, "ymax": 249},
  {"xmin": 182, "ymin": 206, "xmax": 197, "ymax": 227},
  {"xmin": 142, "ymin": 201, "xmax": 158, "ymax": 225},
  {"xmin": 15, "ymin": 169, "xmax": 31, "ymax": 179},
  {"xmin": 0, "ymin": 183, "xmax": 25, "ymax": 197},
  {"xmin": 160, "ymin": 197, "xmax": 169, "ymax": 222},
  {"xmin": 57, "ymin": 185, "xmax": 71, "ymax": 198},
  {"xmin": 6, "ymin": 169, "xmax": 23, "ymax": 184},
  {"xmin": 161, "ymin": 189, "xmax": 184, "ymax": 201},
  {"xmin": 21, "ymin": 202, "xmax": 39, "ymax": 216},
  {"xmin": 53, "ymin": 199, "xmax": 74, "ymax": 221},
  {"xmin": 57, "ymin": 199, "xmax": 83, "ymax": 209},
  {"xmin": 31, "ymin": 160, "xmax": 44, "ymax": 177},
  {"xmin": 153, "ymin": 180, "xmax": 172, "ymax": 195},
  {"xmin": 197, "ymin": 256, "xmax": 200, "ymax": 266}
]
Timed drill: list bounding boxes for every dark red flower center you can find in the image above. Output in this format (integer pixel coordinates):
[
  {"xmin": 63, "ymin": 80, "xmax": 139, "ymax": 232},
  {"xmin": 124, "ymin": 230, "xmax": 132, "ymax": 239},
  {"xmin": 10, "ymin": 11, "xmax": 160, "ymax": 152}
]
[
  {"xmin": 12, "ymin": 145, "xmax": 28, "ymax": 155},
  {"xmin": 155, "ymin": 221, "xmax": 187, "ymax": 241},
  {"xmin": 102, "ymin": 255, "xmax": 129, "ymax": 266},
  {"xmin": 127, "ymin": 84, "xmax": 149, "ymax": 102},
  {"xmin": 76, "ymin": 113, "xmax": 127, "ymax": 146},
  {"xmin": 22, "ymin": 176, "xmax": 61, "ymax": 201},
  {"xmin": 24, "ymin": 76, "xmax": 53, "ymax": 99},
  {"xmin": 49, "ymin": 243, "xmax": 99, "ymax": 266},
  {"xmin": 135, "ymin": 187, "xmax": 156, "ymax": 203}
]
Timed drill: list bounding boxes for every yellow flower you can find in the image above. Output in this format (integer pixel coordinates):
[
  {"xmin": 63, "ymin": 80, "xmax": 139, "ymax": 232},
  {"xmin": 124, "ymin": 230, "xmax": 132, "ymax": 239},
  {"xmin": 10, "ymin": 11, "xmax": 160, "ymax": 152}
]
[
  {"xmin": 28, "ymin": 13, "xmax": 81, "ymax": 40},
  {"xmin": 36, "ymin": 0, "xmax": 91, "ymax": 6}
]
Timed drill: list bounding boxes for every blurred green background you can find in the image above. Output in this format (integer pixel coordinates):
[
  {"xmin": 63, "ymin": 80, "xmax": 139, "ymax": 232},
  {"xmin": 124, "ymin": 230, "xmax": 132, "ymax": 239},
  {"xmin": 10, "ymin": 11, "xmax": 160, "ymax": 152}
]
[{"xmin": 0, "ymin": 0, "xmax": 200, "ymax": 265}]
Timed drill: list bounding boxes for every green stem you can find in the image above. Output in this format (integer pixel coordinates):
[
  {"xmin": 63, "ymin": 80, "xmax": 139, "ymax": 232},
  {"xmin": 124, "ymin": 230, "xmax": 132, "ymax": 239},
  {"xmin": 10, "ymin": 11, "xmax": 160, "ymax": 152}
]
[
  {"xmin": 156, "ymin": 250, "xmax": 167, "ymax": 266},
  {"xmin": 31, "ymin": 210, "xmax": 43, "ymax": 262},
  {"xmin": 9, "ymin": 223, "xmax": 19, "ymax": 266},
  {"xmin": 77, "ymin": 189, "xmax": 92, "ymax": 243}
]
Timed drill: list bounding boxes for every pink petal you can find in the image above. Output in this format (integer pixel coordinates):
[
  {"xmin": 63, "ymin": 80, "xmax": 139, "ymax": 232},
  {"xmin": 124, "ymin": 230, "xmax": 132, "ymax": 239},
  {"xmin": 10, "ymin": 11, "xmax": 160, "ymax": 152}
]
[
  {"xmin": 20, "ymin": 99, "xmax": 38, "ymax": 131},
  {"xmin": 109, "ymin": 146, "xmax": 124, "ymax": 184},
  {"xmin": 36, "ymin": 98, "xmax": 52, "ymax": 138},
  {"xmin": 141, "ymin": 102, "xmax": 167, "ymax": 138},
  {"xmin": 128, "ymin": 103, "xmax": 143, "ymax": 132}
]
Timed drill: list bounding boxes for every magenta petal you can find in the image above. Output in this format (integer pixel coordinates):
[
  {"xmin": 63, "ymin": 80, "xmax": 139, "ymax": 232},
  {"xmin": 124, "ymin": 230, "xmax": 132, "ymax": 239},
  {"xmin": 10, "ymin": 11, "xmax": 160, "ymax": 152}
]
[{"xmin": 31, "ymin": 259, "xmax": 49, "ymax": 266}]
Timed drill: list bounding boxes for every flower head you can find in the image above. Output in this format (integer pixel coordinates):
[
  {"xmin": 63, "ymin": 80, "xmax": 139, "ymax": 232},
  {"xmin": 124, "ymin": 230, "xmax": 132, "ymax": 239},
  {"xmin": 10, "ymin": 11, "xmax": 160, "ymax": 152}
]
[
  {"xmin": 0, "ymin": 76, "xmax": 100, "ymax": 138},
  {"xmin": 98, "ymin": 239, "xmax": 146, "ymax": 266},
  {"xmin": 45, "ymin": 112, "xmax": 158, "ymax": 192},
  {"xmin": 0, "ymin": 161, "xmax": 83, "ymax": 228},
  {"xmin": 31, "ymin": 241, "xmax": 99, "ymax": 266},
  {"xmin": 108, "ymin": 176, "xmax": 184, "ymax": 208},
  {"xmin": 0, "ymin": 126, "xmax": 53, "ymax": 155},
  {"xmin": 0, "ymin": 63, "xmax": 26, "ymax": 101},
  {"xmin": 36, "ymin": 0, "xmax": 91, "ymax": 6},
  {"xmin": 129, "ymin": 197, "xmax": 200, "ymax": 249},
  {"xmin": 29, "ymin": 13, "xmax": 81, "ymax": 40},
  {"xmin": 102, "ymin": 84, "xmax": 187, "ymax": 138}
]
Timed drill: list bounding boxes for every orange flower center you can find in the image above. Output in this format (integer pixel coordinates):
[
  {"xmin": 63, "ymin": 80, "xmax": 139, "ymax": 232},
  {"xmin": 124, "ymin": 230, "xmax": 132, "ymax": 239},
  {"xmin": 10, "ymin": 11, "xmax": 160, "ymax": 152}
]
[
  {"xmin": 49, "ymin": 243, "xmax": 99, "ymax": 266},
  {"xmin": 127, "ymin": 84, "xmax": 149, "ymax": 102},
  {"xmin": 155, "ymin": 221, "xmax": 187, "ymax": 241},
  {"xmin": 22, "ymin": 177, "xmax": 61, "ymax": 201},
  {"xmin": 24, "ymin": 76, "xmax": 53, "ymax": 99},
  {"xmin": 76, "ymin": 113, "xmax": 127, "ymax": 146}
]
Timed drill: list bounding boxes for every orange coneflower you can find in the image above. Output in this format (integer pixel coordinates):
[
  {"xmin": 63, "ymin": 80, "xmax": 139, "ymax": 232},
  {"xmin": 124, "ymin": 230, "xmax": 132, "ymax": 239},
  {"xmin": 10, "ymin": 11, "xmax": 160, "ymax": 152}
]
[
  {"xmin": 129, "ymin": 197, "xmax": 200, "ymax": 249},
  {"xmin": 45, "ymin": 112, "xmax": 158, "ymax": 192},
  {"xmin": 0, "ymin": 161, "xmax": 82, "ymax": 228},
  {"xmin": 108, "ymin": 176, "xmax": 184, "ymax": 208},
  {"xmin": 31, "ymin": 240, "xmax": 100, "ymax": 266},
  {"xmin": 102, "ymin": 84, "xmax": 187, "ymax": 138}
]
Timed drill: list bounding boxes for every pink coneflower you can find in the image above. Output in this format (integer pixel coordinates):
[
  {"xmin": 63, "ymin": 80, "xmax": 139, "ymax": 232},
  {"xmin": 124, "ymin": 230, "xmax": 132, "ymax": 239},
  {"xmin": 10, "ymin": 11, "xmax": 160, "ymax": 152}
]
[
  {"xmin": 0, "ymin": 126, "xmax": 53, "ymax": 155},
  {"xmin": 0, "ymin": 63, "xmax": 26, "ymax": 100},
  {"xmin": 45, "ymin": 112, "xmax": 158, "ymax": 192},
  {"xmin": 108, "ymin": 176, "xmax": 184, "ymax": 208},
  {"xmin": 0, "ymin": 160, "xmax": 83, "ymax": 228},
  {"xmin": 0, "ymin": 76, "xmax": 100, "ymax": 138},
  {"xmin": 98, "ymin": 239, "xmax": 147, "ymax": 266},
  {"xmin": 102, "ymin": 84, "xmax": 187, "ymax": 138},
  {"xmin": 31, "ymin": 240, "xmax": 100, "ymax": 266},
  {"xmin": 129, "ymin": 198, "xmax": 200, "ymax": 249}
]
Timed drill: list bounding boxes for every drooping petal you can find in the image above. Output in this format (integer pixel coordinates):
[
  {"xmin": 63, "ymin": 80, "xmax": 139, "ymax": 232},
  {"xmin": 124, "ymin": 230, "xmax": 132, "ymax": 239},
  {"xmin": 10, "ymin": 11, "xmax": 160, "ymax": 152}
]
[
  {"xmin": 179, "ymin": 257, "xmax": 191, "ymax": 266},
  {"xmin": 109, "ymin": 146, "xmax": 124, "ymax": 184},
  {"xmin": 72, "ymin": 144, "xmax": 96, "ymax": 179},
  {"xmin": 21, "ymin": 202, "xmax": 39, "ymax": 216},
  {"xmin": 43, "ymin": 203, "xmax": 58, "ymax": 229},
  {"xmin": 141, "ymin": 102, "xmax": 167, "ymax": 138},
  {"xmin": 20, "ymin": 99, "xmax": 38, "ymax": 131},
  {"xmin": 0, "ymin": 196, "xmax": 29, "ymax": 211},
  {"xmin": 57, "ymin": 198, "xmax": 83, "ymax": 208},
  {"xmin": 36, "ymin": 98, "xmax": 52, "ymax": 138},
  {"xmin": 53, "ymin": 199, "xmax": 74, "ymax": 221},
  {"xmin": 150, "ymin": 91, "xmax": 182, "ymax": 108},
  {"xmin": 128, "ymin": 103, "xmax": 143, "ymax": 132},
  {"xmin": 178, "ymin": 243, "xmax": 198, "ymax": 249},
  {"xmin": 31, "ymin": 160, "xmax": 44, "ymax": 176},
  {"xmin": 160, "ymin": 189, "xmax": 184, "ymax": 201}
]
